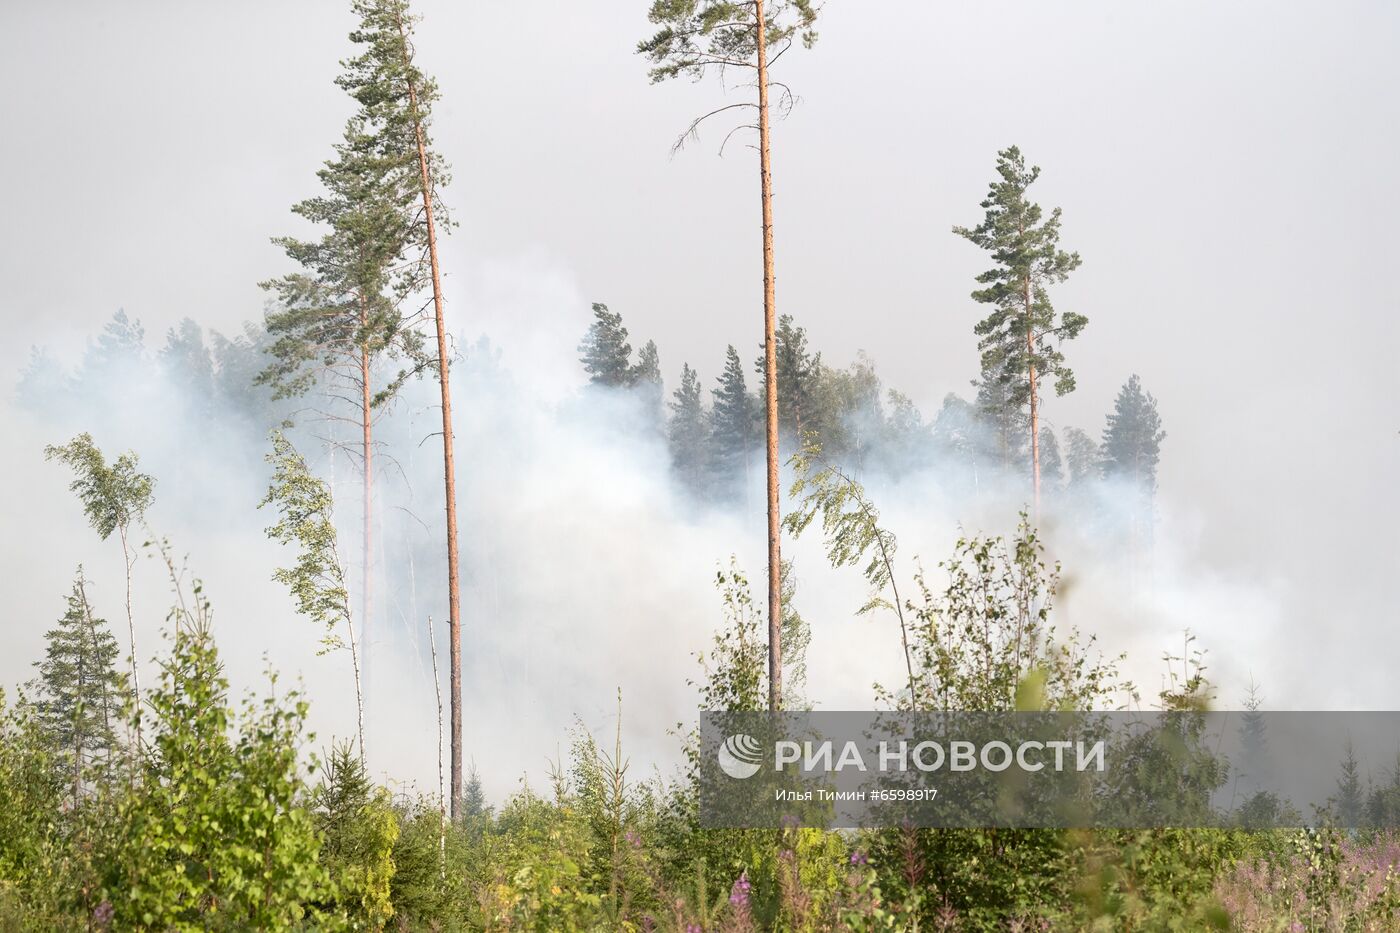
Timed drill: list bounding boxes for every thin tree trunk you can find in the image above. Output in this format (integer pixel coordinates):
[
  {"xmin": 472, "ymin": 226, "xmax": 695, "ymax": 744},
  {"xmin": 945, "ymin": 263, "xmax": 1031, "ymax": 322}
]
[
  {"xmin": 360, "ymin": 337, "xmax": 374, "ymax": 725},
  {"xmin": 78, "ymin": 574, "xmax": 113, "ymax": 765},
  {"xmin": 397, "ymin": 27, "xmax": 463, "ymax": 819},
  {"xmin": 755, "ymin": 0, "xmax": 782, "ymax": 713},
  {"xmin": 345, "ymin": 594, "xmax": 367, "ymax": 766},
  {"xmin": 428, "ymin": 615, "xmax": 446, "ymax": 879},
  {"xmin": 74, "ymin": 652, "xmax": 84, "ymax": 803},
  {"xmin": 1025, "ymin": 270, "xmax": 1040, "ymax": 518},
  {"xmin": 118, "ymin": 525, "xmax": 141, "ymax": 746}
]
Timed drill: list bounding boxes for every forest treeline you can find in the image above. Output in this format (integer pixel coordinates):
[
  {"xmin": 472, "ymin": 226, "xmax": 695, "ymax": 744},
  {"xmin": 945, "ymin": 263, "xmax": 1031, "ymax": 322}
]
[{"xmin": 575, "ymin": 302, "xmax": 1167, "ymax": 519}]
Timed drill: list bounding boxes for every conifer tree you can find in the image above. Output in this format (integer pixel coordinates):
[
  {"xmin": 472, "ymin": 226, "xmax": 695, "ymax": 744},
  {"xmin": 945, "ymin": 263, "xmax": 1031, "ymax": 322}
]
[
  {"xmin": 931, "ymin": 393, "xmax": 982, "ymax": 481},
  {"xmin": 883, "ymin": 390, "xmax": 931, "ymax": 477},
  {"xmin": 755, "ymin": 313, "xmax": 822, "ymax": 444},
  {"xmin": 16, "ymin": 346, "xmax": 68, "ymax": 415},
  {"xmin": 462, "ymin": 764, "xmax": 488, "ymax": 819},
  {"xmin": 1039, "ymin": 427, "xmax": 1063, "ymax": 490},
  {"xmin": 668, "ymin": 363, "xmax": 710, "ymax": 492},
  {"xmin": 640, "ymin": 0, "xmax": 821, "ymax": 711},
  {"xmin": 1101, "ymin": 374, "xmax": 1166, "ymax": 493},
  {"xmin": 709, "ymin": 345, "xmax": 758, "ymax": 500},
  {"xmin": 160, "ymin": 319, "xmax": 216, "ymax": 422},
  {"xmin": 310, "ymin": 741, "xmax": 399, "ymax": 927},
  {"xmin": 578, "ymin": 303, "xmax": 635, "ymax": 387},
  {"xmin": 32, "ymin": 568, "xmax": 120, "ymax": 803},
  {"xmin": 974, "ymin": 358, "xmax": 1028, "ymax": 473},
  {"xmin": 1064, "ymin": 426, "xmax": 1101, "ymax": 489},
  {"xmin": 260, "ymin": 100, "xmax": 427, "ymax": 713},
  {"xmin": 954, "ymin": 146, "xmax": 1086, "ymax": 513},
  {"xmin": 77, "ymin": 310, "xmax": 145, "ymax": 388},
  {"xmin": 1336, "ymin": 740, "xmax": 1365, "ymax": 827},
  {"xmin": 45, "ymin": 435, "xmax": 154, "ymax": 735},
  {"xmin": 631, "ymin": 339, "xmax": 665, "ymax": 427},
  {"xmin": 335, "ymin": 0, "xmax": 465, "ymax": 818}
]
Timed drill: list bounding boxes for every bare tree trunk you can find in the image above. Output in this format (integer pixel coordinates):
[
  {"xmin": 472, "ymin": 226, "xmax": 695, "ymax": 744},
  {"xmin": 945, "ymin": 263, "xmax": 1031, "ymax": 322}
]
[
  {"xmin": 73, "ymin": 652, "xmax": 84, "ymax": 803},
  {"xmin": 344, "ymin": 595, "xmax": 367, "ymax": 766},
  {"xmin": 398, "ymin": 40, "xmax": 463, "ymax": 819},
  {"xmin": 78, "ymin": 574, "xmax": 114, "ymax": 766},
  {"xmin": 1025, "ymin": 272, "xmax": 1040, "ymax": 518},
  {"xmin": 428, "ymin": 615, "xmax": 446, "ymax": 879},
  {"xmin": 118, "ymin": 525, "xmax": 141, "ymax": 746},
  {"xmin": 360, "ymin": 338, "xmax": 374, "ymax": 725},
  {"xmin": 756, "ymin": 0, "xmax": 782, "ymax": 713}
]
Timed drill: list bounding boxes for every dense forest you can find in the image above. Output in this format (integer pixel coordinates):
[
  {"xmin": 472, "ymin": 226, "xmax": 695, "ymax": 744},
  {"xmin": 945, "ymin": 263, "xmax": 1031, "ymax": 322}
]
[{"xmin": 2, "ymin": 0, "xmax": 1396, "ymax": 931}]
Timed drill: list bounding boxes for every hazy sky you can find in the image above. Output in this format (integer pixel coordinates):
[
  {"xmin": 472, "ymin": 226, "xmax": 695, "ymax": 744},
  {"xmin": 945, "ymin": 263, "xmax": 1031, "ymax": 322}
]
[{"xmin": 2, "ymin": 0, "xmax": 1398, "ymax": 706}]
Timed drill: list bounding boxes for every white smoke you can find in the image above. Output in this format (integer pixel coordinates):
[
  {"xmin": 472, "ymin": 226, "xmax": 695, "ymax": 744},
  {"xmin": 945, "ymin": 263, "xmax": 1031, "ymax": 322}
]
[{"xmin": 0, "ymin": 252, "xmax": 1345, "ymax": 810}]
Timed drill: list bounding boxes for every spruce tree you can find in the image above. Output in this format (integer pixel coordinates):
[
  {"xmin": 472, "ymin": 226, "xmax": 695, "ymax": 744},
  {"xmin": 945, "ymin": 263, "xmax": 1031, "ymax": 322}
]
[
  {"xmin": 1064, "ymin": 426, "xmax": 1101, "ymax": 489},
  {"xmin": 1039, "ymin": 427, "xmax": 1063, "ymax": 490},
  {"xmin": 76, "ymin": 310, "xmax": 145, "ymax": 388},
  {"xmin": 709, "ymin": 345, "xmax": 758, "ymax": 500},
  {"xmin": 16, "ymin": 346, "xmax": 68, "ymax": 415},
  {"xmin": 1101, "ymin": 374, "xmax": 1166, "ymax": 493},
  {"xmin": 1336, "ymin": 740, "xmax": 1365, "ymax": 827},
  {"xmin": 641, "ymin": 0, "xmax": 821, "ymax": 711},
  {"xmin": 159, "ymin": 319, "xmax": 215, "ymax": 420},
  {"xmin": 755, "ymin": 313, "xmax": 822, "ymax": 443},
  {"xmin": 668, "ymin": 363, "xmax": 709, "ymax": 492},
  {"xmin": 462, "ymin": 764, "xmax": 488, "ymax": 819},
  {"xmin": 631, "ymin": 339, "xmax": 664, "ymax": 427},
  {"xmin": 578, "ymin": 303, "xmax": 635, "ymax": 387},
  {"xmin": 32, "ymin": 568, "xmax": 121, "ymax": 803},
  {"xmin": 954, "ymin": 146, "xmax": 1086, "ymax": 512}
]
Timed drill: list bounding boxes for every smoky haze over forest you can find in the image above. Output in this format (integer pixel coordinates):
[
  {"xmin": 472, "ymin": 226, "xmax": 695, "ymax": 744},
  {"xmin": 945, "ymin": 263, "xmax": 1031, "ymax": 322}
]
[{"xmin": 1, "ymin": 0, "xmax": 1398, "ymax": 798}]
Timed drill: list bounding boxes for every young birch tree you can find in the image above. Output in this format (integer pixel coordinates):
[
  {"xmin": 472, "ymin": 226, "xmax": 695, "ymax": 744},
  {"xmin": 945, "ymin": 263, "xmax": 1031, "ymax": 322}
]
[
  {"xmin": 954, "ymin": 146, "xmax": 1085, "ymax": 516},
  {"xmin": 336, "ymin": 0, "xmax": 465, "ymax": 817},
  {"xmin": 639, "ymin": 0, "xmax": 821, "ymax": 712},
  {"xmin": 45, "ymin": 434, "xmax": 154, "ymax": 740},
  {"xmin": 261, "ymin": 431, "xmax": 366, "ymax": 762}
]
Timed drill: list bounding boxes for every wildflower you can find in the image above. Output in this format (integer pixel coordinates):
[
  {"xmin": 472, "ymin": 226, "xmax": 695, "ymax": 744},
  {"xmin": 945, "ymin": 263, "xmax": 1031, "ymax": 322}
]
[
  {"xmin": 730, "ymin": 871, "xmax": 753, "ymax": 907},
  {"xmin": 850, "ymin": 850, "xmax": 869, "ymax": 867}
]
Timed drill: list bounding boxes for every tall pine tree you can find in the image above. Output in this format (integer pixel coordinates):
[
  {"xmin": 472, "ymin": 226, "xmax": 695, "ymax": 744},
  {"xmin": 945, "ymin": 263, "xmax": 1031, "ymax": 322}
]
[
  {"xmin": 335, "ymin": 0, "xmax": 466, "ymax": 817},
  {"xmin": 640, "ymin": 0, "xmax": 821, "ymax": 711},
  {"xmin": 954, "ymin": 146, "xmax": 1086, "ymax": 513}
]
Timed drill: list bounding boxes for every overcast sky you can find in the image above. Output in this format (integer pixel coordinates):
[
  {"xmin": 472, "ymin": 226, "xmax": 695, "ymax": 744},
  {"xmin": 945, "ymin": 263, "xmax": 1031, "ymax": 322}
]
[{"xmin": 2, "ymin": 0, "xmax": 1398, "ymax": 704}]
